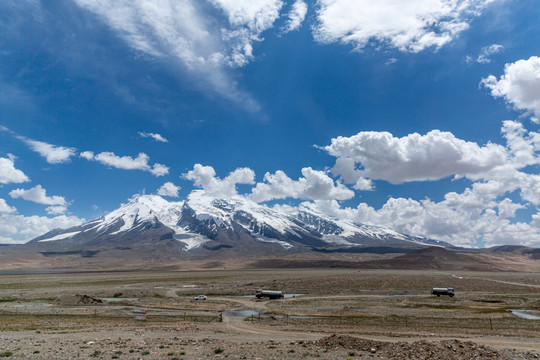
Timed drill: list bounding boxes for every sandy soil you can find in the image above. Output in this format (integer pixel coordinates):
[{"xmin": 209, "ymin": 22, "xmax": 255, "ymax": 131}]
[{"xmin": 0, "ymin": 269, "xmax": 539, "ymax": 359}]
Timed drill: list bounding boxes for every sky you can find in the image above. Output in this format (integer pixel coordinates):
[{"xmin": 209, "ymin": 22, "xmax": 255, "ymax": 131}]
[{"xmin": 1, "ymin": 0, "xmax": 540, "ymax": 247}]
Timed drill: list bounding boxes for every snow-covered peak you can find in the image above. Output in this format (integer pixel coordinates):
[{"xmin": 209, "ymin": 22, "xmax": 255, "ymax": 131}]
[
  {"xmin": 186, "ymin": 190, "xmax": 259, "ymax": 212},
  {"xmin": 129, "ymin": 194, "xmax": 172, "ymax": 209},
  {"xmin": 185, "ymin": 190, "xmax": 300, "ymax": 234},
  {"xmin": 32, "ymin": 191, "xmax": 449, "ymax": 250},
  {"xmin": 95, "ymin": 195, "xmax": 183, "ymax": 234},
  {"xmin": 107, "ymin": 194, "xmax": 171, "ymax": 220}
]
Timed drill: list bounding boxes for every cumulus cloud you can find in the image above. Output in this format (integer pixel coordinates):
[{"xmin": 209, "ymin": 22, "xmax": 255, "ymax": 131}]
[
  {"xmin": 0, "ymin": 213, "xmax": 84, "ymax": 244},
  {"xmin": 476, "ymin": 44, "xmax": 504, "ymax": 64},
  {"xmin": 303, "ymin": 191, "xmax": 540, "ymax": 247},
  {"xmin": 0, "ymin": 155, "xmax": 30, "ymax": 184},
  {"xmin": 82, "ymin": 151, "xmax": 169, "ymax": 177},
  {"xmin": 149, "ymin": 163, "xmax": 170, "ymax": 177},
  {"xmin": 138, "ymin": 131, "xmax": 168, "ymax": 143},
  {"xmin": 324, "ymin": 121, "xmax": 540, "ymax": 206},
  {"xmin": 282, "ymin": 0, "xmax": 307, "ymax": 33},
  {"xmin": 72, "ymin": 0, "xmax": 286, "ymax": 111},
  {"xmin": 501, "ymin": 120, "xmax": 540, "ymax": 168},
  {"xmin": 324, "ymin": 129, "xmax": 508, "ymax": 184},
  {"xmin": 0, "ymin": 199, "xmax": 17, "ymax": 214},
  {"xmin": 353, "ymin": 177, "xmax": 374, "ymax": 191},
  {"xmin": 251, "ymin": 167, "xmax": 354, "ymax": 202},
  {"xmin": 79, "ymin": 151, "xmax": 95, "ymax": 160},
  {"xmin": 313, "ymin": 0, "xmax": 494, "ymax": 52},
  {"xmin": 16, "ymin": 136, "xmax": 76, "ymax": 164},
  {"xmin": 183, "ymin": 164, "xmax": 255, "ymax": 197},
  {"xmin": 157, "ymin": 182, "xmax": 181, "ymax": 197},
  {"xmin": 46, "ymin": 205, "xmax": 69, "ymax": 215},
  {"xmin": 310, "ymin": 120, "xmax": 540, "ymax": 247},
  {"xmin": 481, "ymin": 56, "xmax": 540, "ymax": 122},
  {"xmin": 9, "ymin": 185, "xmax": 67, "ymax": 207}
]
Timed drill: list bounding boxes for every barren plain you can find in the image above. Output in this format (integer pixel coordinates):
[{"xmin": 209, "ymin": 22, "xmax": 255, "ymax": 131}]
[{"xmin": 0, "ymin": 269, "xmax": 539, "ymax": 359}]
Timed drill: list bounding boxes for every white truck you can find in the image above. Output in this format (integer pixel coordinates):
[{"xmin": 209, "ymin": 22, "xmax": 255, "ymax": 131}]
[
  {"xmin": 432, "ymin": 287, "xmax": 455, "ymax": 297},
  {"xmin": 255, "ymin": 289, "xmax": 284, "ymax": 299}
]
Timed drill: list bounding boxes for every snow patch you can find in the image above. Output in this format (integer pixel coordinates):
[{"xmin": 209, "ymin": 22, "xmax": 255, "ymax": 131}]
[
  {"xmin": 38, "ymin": 231, "xmax": 80, "ymax": 242},
  {"xmin": 175, "ymin": 235, "xmax": 209, "ymax": 251},
  {"xmin": 321, "ymin": 234, "xmax": 355, "ymax": 246},
  {"xmin": 254, "ymin": 236, "xmax": 294, "ymax": 249}
]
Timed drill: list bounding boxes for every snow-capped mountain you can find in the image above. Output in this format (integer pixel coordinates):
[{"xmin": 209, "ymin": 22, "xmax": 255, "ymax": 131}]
[{"xmin": 29, "ymin": 191, "xmax": 450, "ymax": 255}]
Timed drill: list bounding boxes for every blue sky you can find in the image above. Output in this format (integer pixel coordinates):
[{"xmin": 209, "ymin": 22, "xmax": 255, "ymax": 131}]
[{"xmin": 1, "ymin": 0, "xmax": 540, "ymax": 247}]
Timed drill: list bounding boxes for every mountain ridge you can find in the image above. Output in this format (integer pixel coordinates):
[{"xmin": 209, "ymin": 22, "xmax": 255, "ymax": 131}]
[
  {"xmin": 13, "ymin": 191, "xmax": 534, "ymax": 272},
  {"xmin": 27, "ymin": 191, "xmax": 451, "ymax": 255}
]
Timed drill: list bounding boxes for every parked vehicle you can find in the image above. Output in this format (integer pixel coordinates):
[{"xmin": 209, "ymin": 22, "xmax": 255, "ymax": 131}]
[
  {"xmin": 255, "ymin": 289, "xmax": 284, "ymax": 299},
  {"xmin": 193, "ymin": 295, "xmax": 207, "ymax": 300},
  {"xmin": 432, "ymin": 288, "xmax": 455, "ymax": 297}
]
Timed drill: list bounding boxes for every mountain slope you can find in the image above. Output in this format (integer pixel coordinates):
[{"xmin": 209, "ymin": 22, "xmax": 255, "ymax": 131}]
[{"xmin": 27, "ymin": 191, "xmax": 451, "ymax": 257}]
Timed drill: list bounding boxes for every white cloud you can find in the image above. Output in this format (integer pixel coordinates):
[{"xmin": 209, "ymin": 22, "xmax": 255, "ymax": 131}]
[
  {"xmin": 353, "ymin": 177, "xmax": 374, "ymax": 191},
  {"xmin": 501, "ymin": 120, "xmax": 540, "ymax": 168},
  {"xmin": 313, "ymin": 0, "xmax": 494, "ymax": 52},
  {"xmin": 517, "ymin": 173, "xmax": 540, "ymax": 206},
  {"xmin": 93, "ymin": 151, "xmax": 157, "ymax": 173},
  {"xmin": 481, "ymin": 221, "xmax": 540, "ymax": 247},
  {"xmin": 0, "ymin": 155, "xmax": 30, "ymax": 184},
  {"xmin": 184, "ymin": 164, "xmax": 255, "ymax": 197},
  {"xmin": 0, "ymin": 199, "xmax": 17, "ymax": 214},
  {"xmin": 72, "ymin": 0, "xmax": 284, "ymax": 111},
  {"xmin": 324, "ymin": 129, "xmax": 508, "ymax": 184},
  {"xmin": 476, "ymin": 43, "xmax": 504, "ymax": 64},
  {"xmin": 73, "ymin": 0, "xmax": 217, "ymax": 64},
  {"xmin": 46, "ymin": 205, "xmax": 68, "ymax": 215},
  {"xmin": 496, "ymin": 198, "xmax": 523, "ymax": 218},
  {"xmin": 79, "ymin": 151, "xmax": 95, "ymax": 160},
  {"xmin": 303, "ymin": 191, "xmax": 540, "ymax": 247},
  {"xmin": 282, "ymin": 0, "xmax": 307, "ymax": 33},
  {"xmin": 210, "ymin": 0, "xmax": 284, "ymax": 65},
  {"xmin": 324, "ymin": 121, "xmax": 540, "ymax": 205},
  {"xmin": 82, "ymin": 151, "xmax": 169, "ymax": 177},
  {"xmin": 250, "ymin": 167, "xmax": 354, "ymax": 202},
  {"xmin": 532, "ymin": 212, "xmax": 540, "ymax": 229},
  {"xmin": 481, "ymin": 56, "xmax": 540, "ymax": 122},
  {"xmin": 149, "ymin": 163, "xmax": 170, "ymax": 177},
  {"xmin": 211, "ymin": 0, "xmax": 283, "ymax": 28},
  {"xmin": 17, "ymin": 136, "xmax": 76, "ymax": 164},
  {"xmin": 9, "ymin": 185, "xmax": 67, "ymax": 206},
  {"xmin": 310, "ymin": 120, "xmax": 540, "ymax": 247},
  {"xmin": 138, "ymin": 131, "xmax": 168, "ymax": 143},
  {"xmin": 157, "ymin": 182, "xmax": 181, "ymax": 197},
  {"xmin": 0, "ymin": 213, "xmax": 84, "ymax": 244}
]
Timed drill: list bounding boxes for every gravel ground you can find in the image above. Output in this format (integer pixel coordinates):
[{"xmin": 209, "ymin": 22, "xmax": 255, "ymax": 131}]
[
  {"xmin": 1, "ymin": 269, "xmax": 539, "ymax": 359},
  {"xmin": 1, "ymin": 330, "xmax": 539, "ymax": 359}
]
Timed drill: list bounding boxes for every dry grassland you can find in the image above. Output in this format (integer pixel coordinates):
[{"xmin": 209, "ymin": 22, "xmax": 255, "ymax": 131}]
[{"xmin": 0, "ymin": 269, "xmax": 539, "ymax": 359}]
